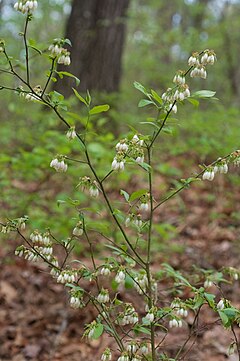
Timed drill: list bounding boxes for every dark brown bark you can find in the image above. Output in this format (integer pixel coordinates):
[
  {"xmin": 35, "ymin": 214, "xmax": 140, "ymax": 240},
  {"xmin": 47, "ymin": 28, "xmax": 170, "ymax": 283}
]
[{"xmin": 55, "ymin": 0, "xmax": 130, "ymax": 97}]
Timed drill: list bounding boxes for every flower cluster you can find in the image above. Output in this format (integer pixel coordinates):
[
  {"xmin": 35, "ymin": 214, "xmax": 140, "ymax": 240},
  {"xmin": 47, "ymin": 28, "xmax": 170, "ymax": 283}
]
[
  {"xmin": 139, "ymin": 193, "xmax": 150, "ymax": 212},
  {"xmin": 188, "ymin": 50, "xmax": 216, "ymax": 78},
  {"xmin": 69, "ymin": 290, "xmax": 84, "ymax": 309},
  {"xmin": 50, "ymin": 156, "xmax": 68, "ymax": 172},
  {"xmin": 72, "ymin": 221, "xmax": 84, "ymax": 236},
  {"xmin": 226, "ymin": 267, "xmax": 239, "ymax": 281},
  {"xmin": 169, "ymin": 318, "xmax": 183, "ymax": 328},
  {"xmin": 85, "ymin": 321, "xmax": 98, "ymax": 339},
  {"xmin": 117, "ymin": 344, "xmax": 147, "ymax": 361},
  {"xmin": 0, "ymin": 40, "xmax": 5, "ymax": 53},
  {"xmin": 115, "ymin": 269, "xmax": 126, "ymax": 284},
  {"xmin": 171, "ymin": 299, "xmax": 188, "ymax": 318},
  {"xmin": 112, "ymin": 134, "xmax": 145, "ymax": 171},
  {"xmin": 202, "ymin": 160, "xmax": 228, "ymax": 181},
  {"xmin": 162, "ymin": 84, "xmax": 190, "ymax": 114},
  {"xmin": 56, "ymin": 270, "xmax": 77, "ymax": 284},
  {"xmin": 145, "ymin": 308, "xmax": 156, "ymax": 323},
  {"xmin": 69, "ymin": 295, "xmax": 81, "ymax": 309},
  {"xmin": 125, "ymin": 214, "xmax": 143, "ymax": 228},
  {"xmin": 99, "ymin": 265, "xmax": 112, "ymax": 276},
  {"xmin": 15, "ymin": 230, "xmax": 57, "ymax": 264},
  {"xmin": 204, "ymin": 278, "xmax": 213, "ymax": 288},
  {"xmin": 58, "ymin": 49, "xmax": 71, "ymax": 66},
  {"xmin": 66, "ymin": 126, "xmax": 77, "ymax": 140},
  {"xmin": 23, "ymin": 85, "xmax": 42, "ymax": 101},
  {"xmin": 48, "ymin": 39, "xmax": 71, "ymax": 66},
  {"xmin": 133, "ymin": 272, "xmax": 148, "ymax": 294},
  {"xmin": 77, "ymin": 176, "xmax": 100, "ymax": 198},
  {"xmin": 101, "ymin": 348, "xmax": 112, "ymax": 361},
  {"xmin": 14, "ymin": 0, "xmax": 38, "ymax": 14},
  {"xmin": 96, "ymin": 288, "xmax": 110, "ymax": 304},
  {"xmin": 232, "ymin": 150, "xmax": 240, "ymax": 166},
  {"xmin": 1, "ymin": 217, "xmax": 27, "ymax": 233},
  {"xmin": 118, "ymin": 304, "xmax": 139, "ymax": 325}
]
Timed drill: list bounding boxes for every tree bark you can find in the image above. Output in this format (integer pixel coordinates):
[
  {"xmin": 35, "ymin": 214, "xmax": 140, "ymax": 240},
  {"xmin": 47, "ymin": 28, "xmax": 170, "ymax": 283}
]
[{"xmin": 55, "ymin": 0, "xmax": 130, "ymax": 97}]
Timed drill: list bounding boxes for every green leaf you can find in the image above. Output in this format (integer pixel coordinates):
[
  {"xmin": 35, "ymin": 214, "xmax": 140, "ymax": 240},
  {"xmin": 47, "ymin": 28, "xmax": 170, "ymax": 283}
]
[
  {"xmin": 187, "ymin": 98, "xmax": 199, "ymax": 107},
  {"xmin": 89, "ymin": 104, "xmax": 110, "ymax": 115},
  {"xmin": 151, "ymin": 89, "xmax": 163, "ymax": 104},
  {"xmin": 138, "ymin": 162, "xmax": 151, "ymax": 171},
  {"xmin": 192, "ymin": 90, "xmax": 216, "ymax": 98},
  {"xmin": 72, "ymin": 88, "xmax": 88, "ymax": 106},
  {"xmin": 133, "ymin": 325, "xmax": 151, "ymax": 335},
  {"xmin": 140, "ymin": 121, "xmax": 160, "ymax": 130},
  {"xmin": 129, "ymin": 189, "xmax": 147, "ymax": 202},
  {"xmin": 125, "ymin": 274, "xmax": 134, "ymax": 289},
  {"xmin": 120, "ymin": 189, "xmax": 129, "ymax": 202},
  {"xmin": 57, "ymin": 200, "xmax": 66, "ymax": 207},
  {"xmin": 162, "ymin": 126, "xmax": 173, "ymax": 135},
  {"xmin": 133, "ymin": 81, "xmax": 148, "ymax": 95},
  {"xmin": 219, "ymin": 310, "xmax": 229, "ymax": 327},
  {"xmin": 86, "ymin": 90, "xmax": 91, "ymax": 105},
  {"xmin": 138, "ymin": 99, "xmax": 154, "ymax": 108},
  {"xmin": 162, "ymin": 263, "xmax": 192, "ymax": 287},
  {"xmin": 92, "ymin": 323, "xmax": 104, "ymax": 339},
  {"xmin": 204, "ymin": 292, "xmax": 215, "ymax": 308},
  {"xmin": 220, "ymin": 308, "xmax": 237, "ymax": 327},
  {"xmin": 105, "ymin": 244, "xmax": 127, "ymax": 255},
  {"xmin": 57, "ymin": 71, "xmax": 80, "ymax": 86},
  {"xmin": 64, "ymin": 38, "xmax": 72, "ymax": 46},
  {"xmin": 29, "ymin": 45, "xmax": 42, "ymax": 55},
  {"xmin": 193, "ymin": 294, "xmax": 205, "ymax": 309}
]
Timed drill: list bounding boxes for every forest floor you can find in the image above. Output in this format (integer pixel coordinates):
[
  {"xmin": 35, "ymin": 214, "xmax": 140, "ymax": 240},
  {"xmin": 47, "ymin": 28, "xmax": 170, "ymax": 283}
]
[{"xmin": 1, "ymin": 164, "xmax": 240, "ymax": 361}]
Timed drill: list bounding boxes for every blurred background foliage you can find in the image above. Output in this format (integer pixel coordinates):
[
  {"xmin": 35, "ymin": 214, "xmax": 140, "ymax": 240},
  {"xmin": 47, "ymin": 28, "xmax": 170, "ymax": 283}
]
[{"xmin": 0, "ymin": 0, "xmax": 240, "ymax": 241}]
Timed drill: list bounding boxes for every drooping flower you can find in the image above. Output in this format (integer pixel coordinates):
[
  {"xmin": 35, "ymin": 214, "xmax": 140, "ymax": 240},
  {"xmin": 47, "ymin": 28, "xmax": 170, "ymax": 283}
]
[
  {"xmin": 217, "ymin": 299, "xmax": 225, "ymax": 310},
  {"xmin": 202, "ymin": 170, "xmax": 215, "ymax": 181},
  {"xmin": 14, "ymin": 0, "xmax": 38, "ymax": 14},
  {"xmin": 115, "ymin": 270, "xmax": 126, "ymax": 284},
  {"xmin": 50, "ymin": 157, "xmax": 68, "ymax": 172},
  {"xmin": 97, "ymin": 289, "xmax": 110, "ymax": 304},
  {"xmin": 66, "ymin": 126, "xmax": 77, "ymax": 140},
  {"xmin": 101, "ymin": 348, "xmax": 112, "ymax": 361},
  {"xmin": 57, "ymin": 49, "xmax": 71, "ymax": 66}
]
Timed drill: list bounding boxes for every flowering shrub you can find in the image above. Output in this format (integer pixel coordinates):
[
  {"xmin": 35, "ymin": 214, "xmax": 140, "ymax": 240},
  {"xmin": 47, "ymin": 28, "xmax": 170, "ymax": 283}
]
[{"xmin": 1, "ymin": 3, "xmax": 240, "ymax": 361}]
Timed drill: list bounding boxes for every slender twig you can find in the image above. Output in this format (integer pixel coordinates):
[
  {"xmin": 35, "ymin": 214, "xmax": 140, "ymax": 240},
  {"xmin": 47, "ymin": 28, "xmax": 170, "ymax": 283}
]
[
  {"xmin": 83, "ymin": 223, "xmax": 100, "ymax": 292},
  {"xmin": 145, "ymin": 146, "xmax": 156, "ymax": 361},
  {"xmin": 17, "ymin": 229, "xmax": 61, "ymax": 270},
  {"xmin": 64, "ymin": 156, "xmax": 87, "ymax": 164},
  {"xmin": 23, "ymin": 15, "xmax": 30, "ymax": 83},
  {"xmin": 231, "ymin": 325, "xmax": 240, "ymax": 361},
  {"xmin": 149, "ymin": 103, "xmax": 176, "ymax": 148},
  {"xmin": 153, "ymin": 152, "xmax": 232, "ymax": 212},
  {"xmin": 174, "ymin": 306, "xmax": 202, "ymax": 360},
  {"xmin": 0, "ymin": 68, "xmax": 15, "ymax": 76},
  {"xmin": 125, "ymin": 269, "xmax": 149, "ymax": 299},
  {"xmin": 100, "ymin": 169, "xmax": 114, "ymax": 183},
  {"xmin": 42, "ymin": 57, "xmax": 56, "ymax": 95},
  {"xmin": 99, "ymin": 232, "xmax": 143, "ymax": 268},
  {"xmin": 3, "ymin": 49, "xmax": 33, "ymax": 90}
]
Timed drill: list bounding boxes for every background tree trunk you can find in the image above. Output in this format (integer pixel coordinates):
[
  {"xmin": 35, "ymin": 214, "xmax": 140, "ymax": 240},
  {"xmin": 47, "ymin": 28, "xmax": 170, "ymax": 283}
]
[{"xmin": 55, "ymin": 0, "xmax": 130, "ymax": 97}]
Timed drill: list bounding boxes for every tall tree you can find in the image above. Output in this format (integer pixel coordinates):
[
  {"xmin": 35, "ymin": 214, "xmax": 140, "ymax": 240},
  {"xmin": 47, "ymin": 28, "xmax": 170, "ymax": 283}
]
[{"xmin": 55, "ymin": 0, "xmax": 130, "ymax": 97}]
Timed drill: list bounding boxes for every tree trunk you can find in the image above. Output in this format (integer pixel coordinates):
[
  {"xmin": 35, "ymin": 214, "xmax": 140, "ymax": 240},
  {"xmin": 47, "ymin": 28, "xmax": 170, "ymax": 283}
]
[{"xmin": 55, "ymin": 0, "xmax": 130, "ymax": 97}]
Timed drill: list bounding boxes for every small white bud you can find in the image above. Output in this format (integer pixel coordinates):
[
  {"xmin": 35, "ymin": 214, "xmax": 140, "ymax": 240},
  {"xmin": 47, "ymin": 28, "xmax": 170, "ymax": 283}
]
[
  {"xmin": 140, "ymin": 203, "xmax": 149, "ymax": 212},
  {"xmin": 145, "ymin": 312, "xmax": 154, "ymax": 323},
  {"xmin": 115, "ymin": 270, "xmax": 125, "ymax": 284},
  {"xmin": 204, "ymin": 279, "xmax": 213, "ymax": 288},
  {"xmin": 217, "ymin": 299, "xmax": 224, "ymax": 310},
  {"xmin": 73, "ymin": 226, "xmax": 83, "ymax": 236}
]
